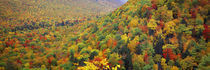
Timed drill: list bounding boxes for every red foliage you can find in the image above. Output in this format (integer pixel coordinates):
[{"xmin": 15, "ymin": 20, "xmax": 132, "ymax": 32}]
[
  {"xmin": 40, "ymin": 36, "xmax": 47, "ymax": 40},
  {"xmin": 47, "ymin": 57, "xmax": 52, "ymax": 64},
  {"xmin": 31, "ymin": 46, "xmax": 35, "ymax": 49},
  {"xmin": 27, "ymin": 33, "xmax": 33, "ymax": 37},
  {"xmin": 94, "ymin": 57, "xmax": 102, "ymax": 61},
  {"xmin": 118, "ymin": 60, "xmax": 124, "ymax": 65},
  {"xmin": 97, "ymin": 41, "xmax": 100, "ymax": 46},
  {"xmin": 139, "ymin": 25, "xmax": 148, "ymax": 33},
  {"xmin": 25, "ymin": 40, "xmax": 31, "ymax": 44},
  {"xmin": 107, "ymin": 39, "xmax": 112, "ymax": 47},
  {"xmin": 147, "ymin": 4, "xmax": 157, "ymax": 11},
  {"xmin": 5, "ymin": 40, "xmax": 14, "ymax": 47},
  {"xmin": 102, "ymin": 49, "xmax": 106, "ymax": 53},
  {"xmin": 126, "ymin": 16, "xmax": 128, "ymax": 20},
  {"xmin": 102, "ymin": 49, "xmax": 107, "ymax": 58},
  {"xmin": 113, "ymin": 40, "xmax": 117, "ymax": 47},
  {"xmin": 159, "ymin": 20, "xmax": 164, "ymax": 28},
  {"xmin": 190, "ymin": 9, "xmax": 197, "ymax": 18},
  {"xmin": 136, "ymin": 42, "xmax": 140, "ymax": 45},
  {"xmin": 22, "ymin": 43, "xmax": 27, "ymax": 47},
  {"xmin": 144, "ymin": 53, "xmax": 149, "ymax": 64},
  {"xmin": 29, "ymin": 61, "xmax": 33, "ymax": 65},
  {"xmin": 163, "ymin": 48, "xmax": 177, "ymax": 60},
  {"xmin": 92, "ymin": 34, "xmax": 96, "ymax": 37},
  {"xmin": 127, "ymin": 25, "xmax": 130, "ymax": 29},
  {"xmin": 147, "ymin": 7, "xmax": 153, "ymax": 11},
  {"xmin": 16, "ymin": 59, "xmax": 22, "ymax": 64},
  {"xmin": 76, "ymin": 39, "xmax": 80, "ymax": 43},
  {"xmin": 29, "ymin": 61, "xmax": 33, "ymax": 68},
  {"xmin": 199, "ymin": 0, "xmax": 208, "ymax": 6},
  {"xmin": 151, "ymin": 4, "xmax": 157, "ymax": 10},
  {"xmin": 107, "ymin": 63, "xmax": 112, "ymax": 66},
  {"xmin": 202, "ymin": 24, "xmax": 210, "ymax": 39}
]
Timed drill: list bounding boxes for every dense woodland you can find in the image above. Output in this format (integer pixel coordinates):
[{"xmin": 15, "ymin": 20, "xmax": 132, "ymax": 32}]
[
  {"xmin": 0, "ymin": 0, "xmax": 209, "ymax": 70},
  {"xmin": 0, "ymin": 0, "xmax": 123, "ymax": 33}
]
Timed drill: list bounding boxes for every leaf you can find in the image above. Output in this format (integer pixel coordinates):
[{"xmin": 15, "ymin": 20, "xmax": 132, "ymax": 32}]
[
  {"xmin": 147, "ymin": 19, "xmax": 157, "ymax": 30},
  {"xmin": 121, "ymin": 34, "xmax": 128, "ymax": 43}
]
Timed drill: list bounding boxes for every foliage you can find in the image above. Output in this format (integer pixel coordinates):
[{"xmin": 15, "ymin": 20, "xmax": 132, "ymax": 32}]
[
  {"xmin": 0, "ymin": 0, "xmax": 208, "ymax": 69},
  {"xmin": 198, "ymin": 54, "xmax": 210, "ymax": 70}
]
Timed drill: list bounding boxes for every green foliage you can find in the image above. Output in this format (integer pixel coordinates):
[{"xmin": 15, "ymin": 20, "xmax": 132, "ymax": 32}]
[
  {"xmin": 139, "ymin": 33, "xmax": 147, "ymax": 42},
  {"xmin": 113, "ymin": 23, "xmax": 119, "ymax": 30},
  {"xmin": 198, "ymin": 54, "xmax": 210, "ymax": 69},
  {"xmin": 153, "ymin": 54, "xmax": 162, "ymax": 63},
  {"xmin": 132, "ymin": 28, "xmax": 142, "ymax": 36},
  {"xmin": 115, "ymin": 34, "xmax": 121, "ymax": 40},
  {"xmin": 92, "ymin": 24, "xmax": 98, "ymax": 33},
  {"xmin": 180, "ymin": 56, "xmax": 195, "ymax": 70},
  {"xmin": 143, "ymin": 64, "xmax": 153, "ymax": 70},
  {"xmin": 89, "ymin": 49, "xmax": 99, "ymax": 60},
  {"xmin": 0, "ymin": 0, "xmax": 208, "ymax": 69}
]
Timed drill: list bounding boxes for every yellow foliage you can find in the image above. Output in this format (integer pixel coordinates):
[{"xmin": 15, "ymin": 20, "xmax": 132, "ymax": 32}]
[
  {"xmin": 78, "ymin": 62, "xmax": 99, "ymax": 70},
  {"xmin": 132, "ymin": 54, "xmax": 147, "ymax": 69},
  {"xmin": 132, "ymin": 54, "xmax": 144, "ymax": 64},
  {"xmin": 128, "ymin": 40, "xmax": 137, "ymax": 53},
  {"xmin": 164, "ymin": 21, "xmax": 176, "ymax": 34},
  {"xmin": 109, "ymin": 53, "xmax": 121, "ymax": 65},
  {"xmin": 147, "ymin": 19, "xmax": 157, "ymax": 30},
  {"xmin": 74, "ymin": 53, "xmax": 82, "ymax": 60},
  {"xmin": 87, "ymin": 46, "xmax": 92, "ymax": 50},
  {"xmin": 162, "ymin": 44, "xmax": 176, "ymax": 49},
  {"xmin": 183, "ymin": 40, "xmax": 191, "ymax": 52},
  {"xmin": 94, "ymin": 58, "xmax": 109, "ymax": 66},
  {"xmin": 107, "ymin": 38, "xmax": 113, "ymax": 47},
  {"xmin": 180, "ymin": 56, "xmax": 196, "ymax": 70},
  {"xmin": 206, "ymin": 45, "xmax": 210, "ymax": 53},
  {"xmin": 171, "ymin": 66, "xmax": 179, "ymax": 70},
  {"xmin": 0, "ymin": 41, "xmax": 2, "ymax": 44},
  {"xmin": 161, "ymin": 58, "xmax": 168, "ymax": 70},
  {"xmin": 121, "ymin": 34, "xmax": 128, "ymax": 43},
  {"xmin": 9, "ymin": 32, "xmax": 15, "ymax": 35},
  {"xmin": 91, "ymin": 41, "xmax": 96, "ymax": 46},
  {"xmin": 0, "ymin": 67, "xmax": 5, "ymax": 70},
  {"xmin": 24, "ymin": 63, "xmax": 30, "ymax": 68},
  {"xmin": 153, "ymin": 64, "xmax": 158, "ymax": 70},
  {"xmin": 133, "ymin": 36, "xmax": 140, "ymax": 41},
  {"xmin": 129, "ymin": 17, "xmax": 139, "ymax": 27},
  {"xmin": 51, "ymin": 66, "xmax": 59, "ymax": 70},
  {"xmin": 41, "ymin": 65, "xmax": 47, "ymax": 70},
  {"xmin": 112, "ymin": 65, "xmax": 121, "ymax": 70},
  {"xmin": 46, "ymin": 35, "xmax": 51, "ymax": 39}
]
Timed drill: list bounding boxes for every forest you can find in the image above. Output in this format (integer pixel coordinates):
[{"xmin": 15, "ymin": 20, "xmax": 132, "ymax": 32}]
[{"xmin": 0, "ymin": 0, "xmax": 209, "ymax": 70}]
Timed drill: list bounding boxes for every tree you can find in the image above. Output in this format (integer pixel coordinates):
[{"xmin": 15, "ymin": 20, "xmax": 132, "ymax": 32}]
[
  {"xmin": 154, "ymin": 36, "xmax": 164, "ymax": 54},
  {"xmin": 147, "ymin": 19, "xmax": 157, "ymax": 30},
  {"xmin": 129, "ymin": 16, "xmax": 139, "ymax": 27},
  {"xmin": 198, "ymin": 54, "xmax": 210, "ymax": 70},
  {"xmin": 153, "ymin": 54, "xmax": 162, "ymax": 63},
  {"xmin": 163, "ymin": 48, "xmax": 177, "ymax": 61},
  {"xmin": 164, "ymin": 21, "xmax": 176, "ymax": 34},
  {"xmin": 180, "ymin": 56, "xmax": 196, "ymax": 70},
  {"xmin": 108, "ymin": 53, "xmax": 121, "ymax": 66},
  {"xmin": 89, "ymin": 49, "xmax": 99, "ymax": 60}
]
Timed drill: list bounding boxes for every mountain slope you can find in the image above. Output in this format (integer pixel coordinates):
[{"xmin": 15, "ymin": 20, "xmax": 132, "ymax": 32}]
[
  {"xmin": 0, "ymin": 0, "xmax": 209, "ymax": 70},
  {"xmin": 73, "ymin": 0, "xmax": 209, "ymax": 69},
  {"xmin": 0, "ymin": 0, "xmax": 124, "ymax": 29}
]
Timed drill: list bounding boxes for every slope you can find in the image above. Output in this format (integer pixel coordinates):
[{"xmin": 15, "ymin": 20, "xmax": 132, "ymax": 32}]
[
  {"xmin": 0, "ymin": 0, "xmax": 124, "ymax": 31},
  {"xmin": 0, "ymin": 0, "xmax": 209, "ymax": 70}
]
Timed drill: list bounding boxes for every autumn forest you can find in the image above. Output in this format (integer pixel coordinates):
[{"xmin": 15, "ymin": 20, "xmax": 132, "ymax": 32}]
[{"xmin": 0, "ymin": 0, "xmax": 209, "ymax": 70}]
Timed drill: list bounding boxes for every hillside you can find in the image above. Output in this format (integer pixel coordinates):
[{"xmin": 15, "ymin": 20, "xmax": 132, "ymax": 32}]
[
  {"xmin": 0, "ymin": 0, "xmax": 124, "ymax": 30},
  {"xmin": 0, "ymin": 0, "xmax": 209, "ymax": 70}
]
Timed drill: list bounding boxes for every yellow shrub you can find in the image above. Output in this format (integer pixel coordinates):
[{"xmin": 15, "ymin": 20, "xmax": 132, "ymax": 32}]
[{"xmin": 147, "ymin": 19, "xmax": 157, "ymax": 30}]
